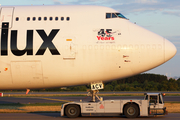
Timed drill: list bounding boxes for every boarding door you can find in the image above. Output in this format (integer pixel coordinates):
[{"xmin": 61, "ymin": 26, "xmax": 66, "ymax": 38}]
[
  {"xmin": 0, "ymin": 7, "xmax": 14, "ymax": 29},
  {"xmin": 63, "ymin": 37, "xmax": 76, "ymax": 60}
]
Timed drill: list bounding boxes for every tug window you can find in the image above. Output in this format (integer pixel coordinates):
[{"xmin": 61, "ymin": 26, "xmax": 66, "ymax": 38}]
[{"xmin": 150, "ymin": 96, "xmax": 157, "ymax": 104}]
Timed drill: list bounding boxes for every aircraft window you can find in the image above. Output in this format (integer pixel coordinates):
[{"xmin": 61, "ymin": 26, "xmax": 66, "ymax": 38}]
[
  {"xmin": 33, "ymin": 17, "xmax": 36, "ymax": 21},
  {"xmin": 44, "ymin": 17, "xmax": 47, "ymax": 21},
  {"xmin": 38, "ymin": 17, "xmax": 41, "ymax": 21},
  {"xmin": 55, "ymin": 17, "xmax": 58, "ymax": 21},
  {"xmin": 115, "ymin": 13, "xmax": 127, "ymax": 19},
  {"xmin": 61, "ymin": 17, "xmax": 64, "ymax": 21},
  {"xmin": 50, "ymin": 17, "xmax": 53, "ymax": 21},
  {"xmin": 16, "ymin": 17, "xmax": 19, "ymax": 21},
  {"xmin": 27, "ymin": 17, "xmax": 30, "ymax": 21},
  {"xmin": 106, "ymin": 13, "xmax": 127, "ymax": 19},
  {"xmin": 67, "ymin": 17, "xmax": 70, "ymax": 21},
  {"xmin": 112, "ymin": 13, "xmax": 117, "ymax": 18},
  {"xmin": 106, "ymin": 13, "xmax": 111, "ymax": 18}
]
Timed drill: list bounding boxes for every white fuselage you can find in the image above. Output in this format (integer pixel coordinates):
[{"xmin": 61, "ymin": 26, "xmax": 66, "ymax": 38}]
[{"xmin": 0, "ymin": 5, "xmax": 177, "ymax": 90}]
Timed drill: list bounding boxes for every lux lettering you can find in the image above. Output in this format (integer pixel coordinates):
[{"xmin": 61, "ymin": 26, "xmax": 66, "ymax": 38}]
[{"xmin": 1, "ymin": 29, "xmax": 60, "ymax": 56}]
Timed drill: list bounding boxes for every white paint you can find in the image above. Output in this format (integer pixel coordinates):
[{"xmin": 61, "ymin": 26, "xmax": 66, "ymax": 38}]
[{"xmin": 0, "ymin": 5, "xmax": 177, "ymax": 90}]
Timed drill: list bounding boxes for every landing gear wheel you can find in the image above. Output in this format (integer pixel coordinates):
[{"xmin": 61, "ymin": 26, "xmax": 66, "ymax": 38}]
[
  {"xmin": 124, "ymin": 104, "xmax": 139, "ymax": 118},
  {"xmin": 65, "ymin": 105, "xmax": 80, "ymax": 118}
]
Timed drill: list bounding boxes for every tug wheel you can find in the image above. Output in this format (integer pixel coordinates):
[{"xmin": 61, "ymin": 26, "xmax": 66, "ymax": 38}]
[
  {"xmin": 124, "ymin": 104, "xmax": 139, "ymax": 118},
  {"xmin": 65, "ymin": 105, "xmax": 80, "ymax": 118}
]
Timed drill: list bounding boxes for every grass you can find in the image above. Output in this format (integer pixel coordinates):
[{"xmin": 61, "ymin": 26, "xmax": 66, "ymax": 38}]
[
  {"xmin": 165, "ymin": 94, "xmax": 180, "ymax": 96},
  {"xmin": 3, "ymin": 94, "xmax": 87, "ymax": 97},
  {"xmin": 0, "ymin": 102, "xmax": 64, "ymax": 107},
  {"xmin": 165, "ymin": 101, "xmax": 180, "ymax": 103},
  {"xmin": 0, "ymin": 103, "xmax": 63, "ymax": 113},
  {"xmin": 1, "ymin": 93, "xmax": 149, "ymax": 97},
  {"xmin": 3, "ymin": 94, "xmax": 180, "ymax": 98}
]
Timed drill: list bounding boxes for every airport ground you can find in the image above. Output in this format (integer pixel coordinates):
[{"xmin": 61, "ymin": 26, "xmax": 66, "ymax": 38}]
[
  {"xmin": 0, "ymin": 92, "xmax": 180, "ymax": 119},
  {"xmin": 0, "ymin": 113, "xmax": 180, "ymax": 120}
]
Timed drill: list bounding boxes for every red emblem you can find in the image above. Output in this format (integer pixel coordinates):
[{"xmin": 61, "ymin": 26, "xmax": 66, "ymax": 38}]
[
  {"xmin": 99, "ymin": 104, "xmax": 104, "ymax": 109},
  {"xmin": 4, "ymin": 68, "xmax": 8, "ymax": 71}
]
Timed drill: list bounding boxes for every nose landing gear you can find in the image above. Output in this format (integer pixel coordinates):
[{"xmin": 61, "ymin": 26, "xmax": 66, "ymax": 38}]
[{"xmin": 87, "ymin": 81, "xmax": 104, "ymax": 102}]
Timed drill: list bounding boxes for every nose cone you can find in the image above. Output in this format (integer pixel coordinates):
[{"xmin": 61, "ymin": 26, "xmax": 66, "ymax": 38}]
[{"xmin": 164, "ymin": 39, "xmax": 177, "ymax": 62}]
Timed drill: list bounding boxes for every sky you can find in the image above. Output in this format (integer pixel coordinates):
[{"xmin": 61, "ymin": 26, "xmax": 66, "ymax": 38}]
[{"xmin": 0, "ymin": 0, "xmax": 180, "ymax": 77}]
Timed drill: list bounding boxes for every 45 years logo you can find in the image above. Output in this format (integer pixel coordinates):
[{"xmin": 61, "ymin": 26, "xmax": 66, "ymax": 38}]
[{"xmin": 97, "ymin": 29, "xmax": 115, "ymax": 41}]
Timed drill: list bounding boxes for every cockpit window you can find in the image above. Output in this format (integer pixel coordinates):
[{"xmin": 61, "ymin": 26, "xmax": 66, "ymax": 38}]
[
  {"xmin": 112, "ymin": 13, "xmax": 117, "ymax": 18},
  {"xmin": 106, "ymin": 13, "xmax": 111, "ymax": 19},
  {"xmin": 106, "ymin": 13, "xmax": 127, "ymax": 19},
  {"xmin": 115, "ymin": 13, "xmax": 127, "ymax": 19}
]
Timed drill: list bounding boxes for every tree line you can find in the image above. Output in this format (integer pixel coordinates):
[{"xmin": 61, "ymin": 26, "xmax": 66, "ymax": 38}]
[
  {"xmin": 102, "ymin": 74, "xmax": 180, "ymax": 91},
  {"xmin": 45, "ymin": 73, "xmax": 180, "ymax": 92}
]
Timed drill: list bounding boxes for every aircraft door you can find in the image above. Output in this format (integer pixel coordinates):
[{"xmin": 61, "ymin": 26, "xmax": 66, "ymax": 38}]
[
  {"xmin": 63, "ymin": 37, "xmax": 77, "ymax": 60},
  {"xmin": 0, "ymin": 7, "xmax": 14, "ymax": 29}
]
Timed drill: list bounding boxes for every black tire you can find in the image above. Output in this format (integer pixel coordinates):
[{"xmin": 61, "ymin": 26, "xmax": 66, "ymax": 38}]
[
  {"xmin": 65, "ymin": 105, "xmax": 80, "ymax": 118},
  {"xmin": 124, "ymin": 104, "xmax": 139, "ymax": 118}
]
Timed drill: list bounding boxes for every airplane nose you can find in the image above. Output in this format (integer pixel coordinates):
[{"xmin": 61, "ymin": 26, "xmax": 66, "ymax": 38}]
[{"xmin": 164, "ymin": 39, "xmax": 177, "ymax": 62}]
